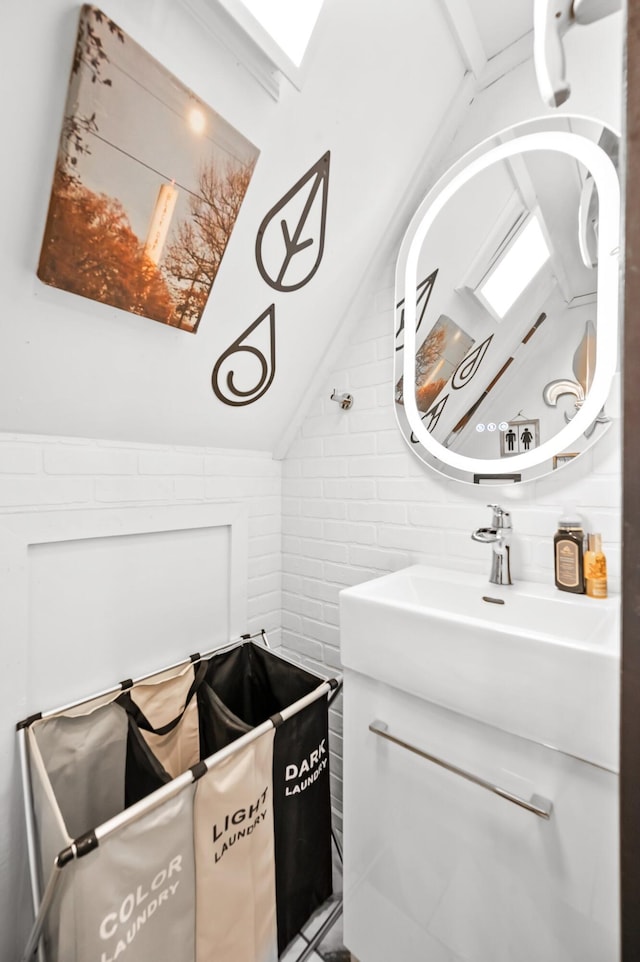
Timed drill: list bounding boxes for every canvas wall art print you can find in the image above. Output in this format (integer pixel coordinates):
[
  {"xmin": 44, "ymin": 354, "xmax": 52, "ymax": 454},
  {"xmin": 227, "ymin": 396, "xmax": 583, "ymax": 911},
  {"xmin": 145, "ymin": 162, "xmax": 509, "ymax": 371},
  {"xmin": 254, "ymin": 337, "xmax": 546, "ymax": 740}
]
[{"xmin": 37, "ymin": 5, "xmax": 259, "ymax": 333}]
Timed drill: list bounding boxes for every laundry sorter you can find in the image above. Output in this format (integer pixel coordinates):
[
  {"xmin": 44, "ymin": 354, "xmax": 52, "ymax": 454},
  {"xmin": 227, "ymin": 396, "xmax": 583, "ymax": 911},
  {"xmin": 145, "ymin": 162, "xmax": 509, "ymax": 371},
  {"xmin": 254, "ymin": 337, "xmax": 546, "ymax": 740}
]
[{"xmin": 18, "ymin": 630, "xmax": 342, "ymax": 962}]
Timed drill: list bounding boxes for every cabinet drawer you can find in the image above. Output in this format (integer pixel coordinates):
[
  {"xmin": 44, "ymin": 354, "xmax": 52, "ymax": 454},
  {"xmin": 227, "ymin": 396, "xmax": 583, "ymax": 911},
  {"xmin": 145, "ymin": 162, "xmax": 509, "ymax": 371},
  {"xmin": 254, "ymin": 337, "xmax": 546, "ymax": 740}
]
[{"xmin": 343, "ymin": 670, "xmax": 619, "ymax": 962}]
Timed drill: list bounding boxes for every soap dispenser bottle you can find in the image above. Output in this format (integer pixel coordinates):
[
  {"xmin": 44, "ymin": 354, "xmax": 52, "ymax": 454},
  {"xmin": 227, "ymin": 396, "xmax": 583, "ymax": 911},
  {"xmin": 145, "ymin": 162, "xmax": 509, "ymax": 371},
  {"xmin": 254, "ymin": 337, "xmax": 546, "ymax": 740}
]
[
  {"xmin": 584, "ymin": 533, "xmax": 608, "ymax": 598},
  {"xmin": 554, "ymin": 512, "xmax": 586, "ymax": 593}
]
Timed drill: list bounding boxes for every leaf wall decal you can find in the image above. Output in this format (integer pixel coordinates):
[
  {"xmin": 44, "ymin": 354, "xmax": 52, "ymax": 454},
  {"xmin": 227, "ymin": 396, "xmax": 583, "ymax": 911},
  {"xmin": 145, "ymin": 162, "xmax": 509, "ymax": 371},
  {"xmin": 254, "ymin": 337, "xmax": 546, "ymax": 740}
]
[
  {"xmin": 410, "ymin": 395, "xmax": 448, "ymax": 441},
  {"xmin": 255, "ymin": 152, "xmax": 330, "ymax": 292},
  {"xmin": 395, "ymin": 269, "xmax": 438, "ymax": 351}
]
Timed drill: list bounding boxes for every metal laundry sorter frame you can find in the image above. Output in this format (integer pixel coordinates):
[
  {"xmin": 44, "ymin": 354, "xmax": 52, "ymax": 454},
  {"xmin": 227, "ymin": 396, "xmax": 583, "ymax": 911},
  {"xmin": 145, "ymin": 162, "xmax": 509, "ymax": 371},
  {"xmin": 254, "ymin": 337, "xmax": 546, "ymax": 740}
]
[{"xmin": 18, "ymin": 630, "xmax": 343, "ymax": 962}]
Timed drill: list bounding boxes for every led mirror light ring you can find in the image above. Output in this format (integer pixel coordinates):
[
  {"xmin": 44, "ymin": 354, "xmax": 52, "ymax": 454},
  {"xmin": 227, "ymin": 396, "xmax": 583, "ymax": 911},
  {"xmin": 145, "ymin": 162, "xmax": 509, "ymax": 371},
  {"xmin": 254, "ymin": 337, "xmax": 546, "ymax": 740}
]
[
  {"xmin": 402, "ymin": 132, "xmax": 619, "ymax": 473},
  {"xmin": 401, "ymin": 131, "xmax": 620, "ymax": 475}
]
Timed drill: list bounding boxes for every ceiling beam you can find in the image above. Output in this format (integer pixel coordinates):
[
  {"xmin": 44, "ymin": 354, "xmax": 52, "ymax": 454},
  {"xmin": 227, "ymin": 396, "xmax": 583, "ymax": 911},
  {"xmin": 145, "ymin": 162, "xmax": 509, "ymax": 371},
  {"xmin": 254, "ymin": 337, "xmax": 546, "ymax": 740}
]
[{"xmin": 435, "ymin": 0, "xmax": 488, "ymax": 77}]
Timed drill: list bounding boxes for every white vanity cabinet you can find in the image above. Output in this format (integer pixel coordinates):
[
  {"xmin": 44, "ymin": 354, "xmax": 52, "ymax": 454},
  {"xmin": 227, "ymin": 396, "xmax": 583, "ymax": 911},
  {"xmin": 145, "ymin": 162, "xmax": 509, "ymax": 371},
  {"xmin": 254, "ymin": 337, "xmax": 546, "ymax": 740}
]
[{"xmin": 342, "ymin": 670, "xmax": 619, "ymax": 962}]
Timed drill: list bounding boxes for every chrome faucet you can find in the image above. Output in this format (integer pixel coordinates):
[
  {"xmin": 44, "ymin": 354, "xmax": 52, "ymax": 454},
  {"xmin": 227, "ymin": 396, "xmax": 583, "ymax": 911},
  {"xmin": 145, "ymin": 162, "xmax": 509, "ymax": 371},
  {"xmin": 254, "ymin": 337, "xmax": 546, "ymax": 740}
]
[{"xmin": 471, "ymin": 504, "xmax": 513, "ymax": 586}]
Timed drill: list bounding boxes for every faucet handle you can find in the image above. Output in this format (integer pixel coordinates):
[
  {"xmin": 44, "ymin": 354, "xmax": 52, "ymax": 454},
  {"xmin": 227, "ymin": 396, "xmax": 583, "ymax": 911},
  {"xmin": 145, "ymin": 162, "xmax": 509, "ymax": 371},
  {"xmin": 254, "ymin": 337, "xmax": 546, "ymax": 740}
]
[{"xmin": 487, "ymin": 504, "xmax": 511, "ymax": 527}]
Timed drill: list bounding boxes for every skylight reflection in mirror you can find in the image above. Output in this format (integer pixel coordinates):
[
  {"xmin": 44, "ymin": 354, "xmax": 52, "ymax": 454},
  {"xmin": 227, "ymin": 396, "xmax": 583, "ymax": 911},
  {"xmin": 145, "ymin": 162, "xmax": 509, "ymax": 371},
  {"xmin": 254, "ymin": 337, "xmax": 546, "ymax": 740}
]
[{"xmin": 479, "ymin": 214, "xmax": 551, "ymax": 318}]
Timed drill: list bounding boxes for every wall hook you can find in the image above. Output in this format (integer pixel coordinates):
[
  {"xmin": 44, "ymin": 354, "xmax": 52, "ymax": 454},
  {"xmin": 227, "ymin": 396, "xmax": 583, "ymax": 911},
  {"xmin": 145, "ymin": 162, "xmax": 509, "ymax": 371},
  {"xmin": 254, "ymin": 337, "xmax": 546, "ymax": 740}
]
[{"xmin": 330, "ymin": 389, "xmax": 353, "ymax": 410}]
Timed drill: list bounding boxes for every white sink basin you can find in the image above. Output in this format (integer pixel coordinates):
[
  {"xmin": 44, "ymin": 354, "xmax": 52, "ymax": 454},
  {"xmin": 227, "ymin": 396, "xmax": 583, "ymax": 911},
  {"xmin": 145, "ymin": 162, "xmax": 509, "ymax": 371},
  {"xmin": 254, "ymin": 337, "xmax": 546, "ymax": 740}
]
[{"xmin": 340, "ymin": 565, "xmax": 620, "ymax": 770}]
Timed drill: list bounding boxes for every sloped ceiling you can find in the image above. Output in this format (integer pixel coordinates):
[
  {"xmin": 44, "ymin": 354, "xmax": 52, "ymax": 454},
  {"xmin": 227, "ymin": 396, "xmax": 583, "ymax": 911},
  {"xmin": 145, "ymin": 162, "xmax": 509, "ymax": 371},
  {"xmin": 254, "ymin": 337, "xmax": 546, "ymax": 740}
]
[{"xmin": 0, "ymin": 0, "xmax": 561, "ymax": 451}]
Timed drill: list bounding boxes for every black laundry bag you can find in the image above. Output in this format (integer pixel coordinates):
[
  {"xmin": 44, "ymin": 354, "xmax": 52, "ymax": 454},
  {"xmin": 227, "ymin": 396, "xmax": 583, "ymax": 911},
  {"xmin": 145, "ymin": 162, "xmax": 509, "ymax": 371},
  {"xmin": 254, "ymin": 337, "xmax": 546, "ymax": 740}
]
[
  {"xmin": 115, "ymin": 642, "xmax": 333, "ymax": 953},
  {"xmin": 203, "ymin": 643, "xmax": 333, "ymax": 954},
  {"xmin": 118, "ymin": 660, "xmax": 251, "ymax": 807}
]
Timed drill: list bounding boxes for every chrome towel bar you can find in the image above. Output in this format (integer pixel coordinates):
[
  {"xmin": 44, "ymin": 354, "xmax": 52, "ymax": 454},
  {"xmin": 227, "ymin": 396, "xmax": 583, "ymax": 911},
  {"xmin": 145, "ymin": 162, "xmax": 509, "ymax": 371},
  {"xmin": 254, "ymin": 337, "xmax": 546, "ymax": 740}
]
[{"xmin": 369, "ymin": 719, "xmax": 553, "ymax": 820}]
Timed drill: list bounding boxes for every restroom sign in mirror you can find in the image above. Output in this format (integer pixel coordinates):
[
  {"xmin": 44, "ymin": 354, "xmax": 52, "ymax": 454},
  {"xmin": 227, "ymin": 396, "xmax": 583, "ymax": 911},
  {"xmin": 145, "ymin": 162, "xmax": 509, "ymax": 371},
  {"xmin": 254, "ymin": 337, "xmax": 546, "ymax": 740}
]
[{"xmin": 500, "ymin": 418, "xmax": 540, "ymax": 456}]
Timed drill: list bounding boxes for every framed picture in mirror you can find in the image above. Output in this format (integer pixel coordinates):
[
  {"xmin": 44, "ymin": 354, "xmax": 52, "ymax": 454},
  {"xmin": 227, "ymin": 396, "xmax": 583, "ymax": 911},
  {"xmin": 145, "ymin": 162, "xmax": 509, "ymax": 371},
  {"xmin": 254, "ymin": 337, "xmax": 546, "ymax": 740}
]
[
  {"xmin": 553, "ymin": 452, "xmax": 578, "ymax": 469},
  {"xmin": 395, "ymin": 314, "xmax": 473, "ymax": 409},
  {"xmin": 499, "ymin": 418, "xmax": 540, "ymax": 457}
]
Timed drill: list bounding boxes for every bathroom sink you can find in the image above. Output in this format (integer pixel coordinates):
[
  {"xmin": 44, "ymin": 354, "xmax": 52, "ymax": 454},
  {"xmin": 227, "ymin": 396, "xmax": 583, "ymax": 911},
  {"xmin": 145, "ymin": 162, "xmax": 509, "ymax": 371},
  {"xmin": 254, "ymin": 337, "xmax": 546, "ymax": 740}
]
[{"xmin": 340, "ymin": 565, "xmax": 620, "ymax": 770}]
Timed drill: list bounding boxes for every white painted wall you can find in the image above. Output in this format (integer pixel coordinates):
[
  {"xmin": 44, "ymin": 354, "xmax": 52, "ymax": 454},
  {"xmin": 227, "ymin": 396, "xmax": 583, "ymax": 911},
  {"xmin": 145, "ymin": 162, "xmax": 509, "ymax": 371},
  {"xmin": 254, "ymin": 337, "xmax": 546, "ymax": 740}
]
[
  {"xmin": 0, "ymin": 0, "xmax": 466, "ymax": 451},
  {"xmin": 280, "ymin": 14, "xmax": 624, "ymax": 832}
]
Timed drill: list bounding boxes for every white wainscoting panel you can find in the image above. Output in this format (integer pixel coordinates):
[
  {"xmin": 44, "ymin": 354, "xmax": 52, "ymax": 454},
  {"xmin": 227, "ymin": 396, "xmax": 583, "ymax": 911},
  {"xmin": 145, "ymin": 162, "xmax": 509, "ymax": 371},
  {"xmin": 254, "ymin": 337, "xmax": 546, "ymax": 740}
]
[{"xmin": 2, "ymin": 501, "xmax": 247, "ymax": 961}]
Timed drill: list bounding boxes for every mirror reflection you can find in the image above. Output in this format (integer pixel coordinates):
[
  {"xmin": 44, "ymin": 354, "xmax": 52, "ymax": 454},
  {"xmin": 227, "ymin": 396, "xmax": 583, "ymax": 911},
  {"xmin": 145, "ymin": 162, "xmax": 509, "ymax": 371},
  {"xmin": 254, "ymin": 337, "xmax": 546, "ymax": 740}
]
[{"xmin": 394, "ymin": 116, "xmax": 620, "ymax": 484}]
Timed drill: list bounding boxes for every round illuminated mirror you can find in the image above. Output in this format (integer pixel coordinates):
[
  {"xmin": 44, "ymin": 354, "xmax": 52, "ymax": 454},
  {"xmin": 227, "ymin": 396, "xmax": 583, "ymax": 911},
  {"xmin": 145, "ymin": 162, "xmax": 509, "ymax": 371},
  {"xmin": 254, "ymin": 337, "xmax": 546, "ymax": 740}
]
[{"xmin": 394, "ymin": 116, "xmax": 620, "ymax": 485}]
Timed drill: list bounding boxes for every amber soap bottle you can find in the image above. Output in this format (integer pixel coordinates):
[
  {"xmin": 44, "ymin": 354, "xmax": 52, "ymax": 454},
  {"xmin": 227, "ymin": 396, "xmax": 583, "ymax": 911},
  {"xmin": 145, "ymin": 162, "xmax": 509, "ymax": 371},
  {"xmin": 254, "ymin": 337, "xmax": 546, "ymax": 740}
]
[
  {"xmin": 584, "ymin": 533, "xmax": 608, "ymax": 599},
  {"xmin": 554, "ymin": 514, "xmax": 586, "ymax": 593}
]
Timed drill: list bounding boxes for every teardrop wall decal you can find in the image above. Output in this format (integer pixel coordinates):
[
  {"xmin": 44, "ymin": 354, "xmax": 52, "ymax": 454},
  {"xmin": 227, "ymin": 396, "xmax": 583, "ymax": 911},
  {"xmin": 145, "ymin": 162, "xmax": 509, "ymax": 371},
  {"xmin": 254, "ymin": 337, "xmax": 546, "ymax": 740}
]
[
  {"xmin": 255, "ymin": 152, "xmax": 330, "ymax": 292},
  {"xmin": 395, "ymin": 269, "xmax": 438, "ymax": 352},
  {"xmin": 212, "ymin": 305, "xmax": 276, "ymax": 407},
  {"xmin": 451, "ymin": 335, "xmax": 493, "ymax": 390}
]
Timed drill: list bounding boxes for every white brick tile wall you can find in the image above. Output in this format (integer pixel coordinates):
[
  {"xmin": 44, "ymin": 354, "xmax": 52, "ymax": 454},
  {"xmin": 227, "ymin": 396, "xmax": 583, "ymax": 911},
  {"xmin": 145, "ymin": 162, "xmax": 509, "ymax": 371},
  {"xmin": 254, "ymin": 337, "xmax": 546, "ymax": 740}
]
[
  {"xmin": 302, "ymin": 415, "xmax": 349, "ymax": 439},
  {"xmin": 249, "ymin": 533, "xmax": 281, "ymax": 558},
  {"xmin": 347, "ymin": 501, "xmax": 407, "ymax": 524},
  {"xmin": 302, "ymin": 457, "xmax": 349, "ymax": 478},
  {"xmin": 299, "ymin": 538, "xmax": 349, "ymax": 563},
  {"xmin": 281, "ymin": 631, "xmax": 323, "ymax": 661},
  {"xmin": 324, "ymin": 434, "xmax": 376, "ymax": 457},
  {"xmin": 321, "ymin": 562, "xmax": 378, "ymax": 586},
  {"xmin": 0, "ymin": 435, "xmax": 282, "ymax": 650},
  {"xmin": 286, "ymin": 438, "xmax": 324, "ymax": 459},
  {"xmin": 377, "ymin": 524, "xmax": 444, "ymax": 553},
  {"xmin": 282, "ymin": 516, "xmax": 323, "ymax": 539},
  {"xmin": 323, "ymin": 479, "xmax": 377, "ymax": 500},
  {"xmin": 301, "ymin": 578, "xmax": 341, "ymax": 604},
  {"xmin": 282, "ymin": 573, "xmax": 302, "ymax": 593},
  {"xmin": 376, "ymin": 430, "xmax": 409, "ymax": 454},
  {"xmin": 174, "ymin": 477, "xmax": 207, "ymax": 501},
  {"xmin": 349, "ymin": 358, "xmax": 393, "ymax": 388},
  {"xmin": 249, "ymin": 553, "xmax": 281, "ymax": 578},
  {"xmin": 348, "ymin": 455, "xmax": 408, "ymax": 477},
  {"xmin": 347, "ymin": 545, "xmax": 410, "ymax": 571},
  {"xmin": 250, "ymin": 513, "xmax": 282, "ymax": 537},
  {"xmin": 0, "ymin": 476, "xmax": 93, "ymax": 506},
  {"xmin": 285, "ymin": 556, "xmax": 324, "ymax": 579},
  {"xmin": 346, "ymin": 406, "xmax": 398, "ymax": 433},
  {"xmin": 329, "ymin": 707, "xmax": 343, "ymax": 736},
  {"xmin": 282, "ymin": 497, "xmax": 302, "ymax": 516},
  {"xmin": 138, "ymin": 451, "xmax": 204, "ymax": 475},
  {"xmin": 343, "ymin": 340, "xmax": 378, "ymax": 368},
  {"xmin": 283, "ymin": 479, "xmax": 324, "ymax": 498},
  {"xmin": 301, "ymin": 498, "xmax": 347, "ymax": 519},
  {"xmin": 323, "ymin": 521, "xmax": 377, "ymax": 544},
  {"xmin": 0, "ymin": 446, "xmax": 41, "ymax": 474},
  {"xmin": 323, "ymin": 603, "xmax": 340, "ymax": 627},
  {"xmin": 95, "ymin": 477, "xmax": 175, "ymax": 502}
]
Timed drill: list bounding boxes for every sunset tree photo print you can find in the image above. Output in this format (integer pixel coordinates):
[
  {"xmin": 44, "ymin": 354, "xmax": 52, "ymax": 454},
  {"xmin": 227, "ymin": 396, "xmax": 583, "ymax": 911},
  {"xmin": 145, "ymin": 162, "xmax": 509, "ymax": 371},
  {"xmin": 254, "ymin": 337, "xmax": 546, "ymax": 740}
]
[{"xmin": 37, "ymin": 5, "xmax": 259, "ymax": 332}]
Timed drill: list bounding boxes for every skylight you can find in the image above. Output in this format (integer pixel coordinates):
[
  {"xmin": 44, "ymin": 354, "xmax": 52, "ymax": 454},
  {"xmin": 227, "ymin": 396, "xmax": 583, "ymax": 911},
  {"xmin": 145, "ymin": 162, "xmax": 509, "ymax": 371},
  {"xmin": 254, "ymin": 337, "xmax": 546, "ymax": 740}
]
[
  {"xmin": 238, "ymin": 0, "xmax": 325, "ymax": 67},
  {"xmin": 207, "ymin": 0, "xmax": 326, "ymax": 95},
  {"xmin": 479, "ymin": 215, "xmax": 551, "ymax": 319}
]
